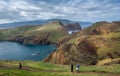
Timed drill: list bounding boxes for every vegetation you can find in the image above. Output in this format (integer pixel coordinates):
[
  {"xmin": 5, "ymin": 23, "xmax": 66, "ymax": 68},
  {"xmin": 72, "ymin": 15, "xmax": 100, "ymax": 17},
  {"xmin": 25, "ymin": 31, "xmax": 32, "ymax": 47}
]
[
  {"xmin": 0, "ymin": 21, "xmax": 120, "ymax": 76},
  {"xmin": 0, "ymin": 60, "xmax": 120, "ymax": 76},
  {"xmin": 45, "ymin": 21, "xmax": 120, "ymax": 65},
  {"xmin": 0, "ymin": 68, "xmax": 72, "ymax": 76},
  {"xmin": 0, "ymin": 21, "xmax": 68, "ymax": 44}
]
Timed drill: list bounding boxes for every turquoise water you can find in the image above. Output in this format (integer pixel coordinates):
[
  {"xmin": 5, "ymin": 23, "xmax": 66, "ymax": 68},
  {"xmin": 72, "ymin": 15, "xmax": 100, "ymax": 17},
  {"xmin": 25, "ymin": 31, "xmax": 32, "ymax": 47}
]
[{"xmin": 0, "ymin": 41, "xmax": 56, "ymax": 60}]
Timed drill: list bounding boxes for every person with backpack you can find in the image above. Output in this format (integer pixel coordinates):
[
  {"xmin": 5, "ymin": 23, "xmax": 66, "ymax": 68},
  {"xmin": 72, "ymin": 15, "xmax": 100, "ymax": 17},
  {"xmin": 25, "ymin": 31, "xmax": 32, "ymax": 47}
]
[{"xmin": 76, "ymin": 64, "xmax": 80, "ymax": 72}]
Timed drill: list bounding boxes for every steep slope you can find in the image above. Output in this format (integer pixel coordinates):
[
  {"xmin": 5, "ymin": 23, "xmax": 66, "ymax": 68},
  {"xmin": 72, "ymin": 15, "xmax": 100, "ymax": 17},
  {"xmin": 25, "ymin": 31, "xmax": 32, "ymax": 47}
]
[
  {"xmin": 0, "ymin": 21, "xmax": 68, "ymax": 45},
  {"xmin": 45, "ymin": 21, "xmax": 120, "ymax": 65}
]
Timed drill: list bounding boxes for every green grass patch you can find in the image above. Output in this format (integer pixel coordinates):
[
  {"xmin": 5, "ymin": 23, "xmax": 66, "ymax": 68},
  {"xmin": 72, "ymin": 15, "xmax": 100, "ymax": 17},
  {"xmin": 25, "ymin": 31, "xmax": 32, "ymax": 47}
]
[
  {"xmin": 0, "ymin": 61, "xmax": 120, "ymax": 76},
  {"xmin": 0, "ymin": 61, "xmax": 120, "ymax": 73},
  {"xmin": 24, "ymin": 61, "xmax": 69, "ymax": 71},
  {"xmin": 80, "ymin": 64, "xmax": 120, "ymax": 73},
  {"xmin": 0, "ymin": 68, "xmax": 73, "ymax": 76}
]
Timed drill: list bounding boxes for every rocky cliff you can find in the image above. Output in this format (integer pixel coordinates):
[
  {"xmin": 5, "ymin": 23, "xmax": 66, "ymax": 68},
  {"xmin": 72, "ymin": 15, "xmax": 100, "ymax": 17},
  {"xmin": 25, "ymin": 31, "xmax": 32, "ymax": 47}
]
[
  {"xmin": 45, "ymin": 21, "xmax": 120, "ymax": 65},
  {"xmin": 63, "ymin": 23, "xmax": 82, "ymax": 31}
]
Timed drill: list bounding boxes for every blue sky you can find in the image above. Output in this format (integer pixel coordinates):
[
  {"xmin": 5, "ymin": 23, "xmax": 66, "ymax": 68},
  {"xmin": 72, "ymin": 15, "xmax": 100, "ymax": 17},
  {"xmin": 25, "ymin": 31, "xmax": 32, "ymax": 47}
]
[{"xmin": 0, "ymin": 0, "xmax": 120, "ymax": 24}]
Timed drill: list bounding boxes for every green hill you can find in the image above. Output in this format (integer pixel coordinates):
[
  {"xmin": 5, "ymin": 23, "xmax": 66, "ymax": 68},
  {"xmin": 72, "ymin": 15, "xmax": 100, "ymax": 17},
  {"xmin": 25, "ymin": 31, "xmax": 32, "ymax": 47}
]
[
  {"xmin": 0, "ymin": 21, "xmax": 68, "ymax": 45},
  {"xmin": 45, "ymin": 21, "xmax": 120, "ymax": 65}
]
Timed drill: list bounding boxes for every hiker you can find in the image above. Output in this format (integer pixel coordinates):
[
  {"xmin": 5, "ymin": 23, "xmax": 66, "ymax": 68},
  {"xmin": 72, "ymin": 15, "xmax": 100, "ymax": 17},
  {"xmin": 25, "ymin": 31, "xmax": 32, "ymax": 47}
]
[
  {"xmin": 76, "ymin": 64, "xmax": 80, "ymax": 72},
  {"xmin": 70, "ymin": 64, "xmax": 74, "ymax": 72},
  {"xmin": 19, "ymin": 62, "xmax": 22, "ymax": 69}
]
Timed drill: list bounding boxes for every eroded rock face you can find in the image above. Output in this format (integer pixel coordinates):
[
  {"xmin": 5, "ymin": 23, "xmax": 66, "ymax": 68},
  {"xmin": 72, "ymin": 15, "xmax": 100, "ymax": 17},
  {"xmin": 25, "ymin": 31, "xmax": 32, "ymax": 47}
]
[
  {"xmin": 63, "ymin": 23, "xmax": 82, "ymax": 31},
  {"xmin": 45, "ymin": 21, "xmax": 120, "ymax": 65},
  {"xmin": 63, "ymin": 23, "xmax": 82, "ymax": 34}
]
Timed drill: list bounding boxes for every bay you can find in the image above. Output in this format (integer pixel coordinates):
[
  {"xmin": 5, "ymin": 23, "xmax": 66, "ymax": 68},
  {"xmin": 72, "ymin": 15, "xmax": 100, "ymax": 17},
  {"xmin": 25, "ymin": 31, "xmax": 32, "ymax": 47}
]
[{"xmin": 0, "ymin": 41, "xmax": 56, "ymax": 60}]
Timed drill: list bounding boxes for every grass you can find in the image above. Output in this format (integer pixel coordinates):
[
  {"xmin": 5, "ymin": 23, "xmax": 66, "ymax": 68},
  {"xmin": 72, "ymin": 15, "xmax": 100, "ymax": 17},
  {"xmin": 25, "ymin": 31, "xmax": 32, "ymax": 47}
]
[
  {"xmin": 0, "ymin": 61, "xmax": 69, "ymax": 71},
  {"xmin": 84, "ymin": 21, "xmax": 107, "ymax": 34},
  {"xmin": 97, "ymin": 58, "xmax": 120, "ymax": 65},
  {"xmin": 95, "ymin": 32, "xmax": 120, "ymax": 39},
  {"xmin": 3, "ymin": 26, "xmax": 34, "ymax": 37},
  {"xmin": 0, "ymin": 68, "xmax": 72, "ymax": 76},
  {"xmin": 0, "ymin": 61, "xmax": 120, "ymax": 76},
  {"xmin": 24, "ymin": 22, "xmax": 68, "ymax": 42},
  {"xmin": 0, "ymin": 22, "xmax": 68, "ymax": 44},
  {"xmin": 80, "ymin": 64, "xmax": 120, "ymax": 73},
  {"xmin": 24, "ymin": 61, "xmax": 69, "ymax": 71},
  {"xmin": 95, "ymin": 32, "xmax": 120, "ymax": 60},
  {"xmin": 0, "ymin": 68, "xmax": 107, "ymax": 76},
  {"xmin": 25, "ymin": 61, "xmax": 120, "ymax": 73},
  {"xmin": 65, "ymin": 32, "xmax": 120, "ymax": 65}
]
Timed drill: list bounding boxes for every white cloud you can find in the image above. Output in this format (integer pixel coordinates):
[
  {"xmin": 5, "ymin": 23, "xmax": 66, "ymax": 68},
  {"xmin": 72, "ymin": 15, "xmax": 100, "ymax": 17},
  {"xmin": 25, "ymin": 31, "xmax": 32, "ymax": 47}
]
[
  {"xmin": 0, "ymin": 0, "xmax": 120, "ymax": 24},
  {"xmin": 0, "ymin": 20, "xmax": 11, "ymax": 24},
  {"xmin": 20, "ymin": 11, "xmax": 28, "ymax": 17}
]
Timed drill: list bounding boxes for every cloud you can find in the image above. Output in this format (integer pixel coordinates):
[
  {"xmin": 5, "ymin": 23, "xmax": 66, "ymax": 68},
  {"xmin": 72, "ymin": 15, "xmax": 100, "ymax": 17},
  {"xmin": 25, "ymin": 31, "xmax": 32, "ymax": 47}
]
[{"xmin": 0, "ymin": 0, "xmax": 120, "ymax": 24}]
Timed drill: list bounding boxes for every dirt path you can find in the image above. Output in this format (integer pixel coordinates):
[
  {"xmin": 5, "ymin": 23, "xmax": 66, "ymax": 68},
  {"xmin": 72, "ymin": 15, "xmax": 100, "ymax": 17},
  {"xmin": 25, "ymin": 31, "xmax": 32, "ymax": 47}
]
[
  {"xmin": 0, "ymin": 65, "xmax": 65, "ymax": 72},
  {"xmin": 0, "ymin": 65, "xmax": 120, "ymax": 76}
]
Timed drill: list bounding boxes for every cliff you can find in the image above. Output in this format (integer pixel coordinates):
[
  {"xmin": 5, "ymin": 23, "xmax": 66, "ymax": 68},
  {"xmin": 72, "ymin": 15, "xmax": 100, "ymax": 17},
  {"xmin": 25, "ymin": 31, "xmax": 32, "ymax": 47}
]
[
  {"xmin": 44, "ymin": 21, "xmax": 120, "ymax": 65},
  {"xmin": 63, "ymin": 23, "xmax": 82, "ymax": 31}
]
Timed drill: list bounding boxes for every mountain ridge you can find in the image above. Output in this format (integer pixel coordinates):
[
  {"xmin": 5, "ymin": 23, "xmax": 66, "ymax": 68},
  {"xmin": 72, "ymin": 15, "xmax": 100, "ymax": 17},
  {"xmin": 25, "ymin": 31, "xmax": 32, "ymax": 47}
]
[{"xmin": 0, "ymin": 19, "xmax": 92, "ymax": 29}]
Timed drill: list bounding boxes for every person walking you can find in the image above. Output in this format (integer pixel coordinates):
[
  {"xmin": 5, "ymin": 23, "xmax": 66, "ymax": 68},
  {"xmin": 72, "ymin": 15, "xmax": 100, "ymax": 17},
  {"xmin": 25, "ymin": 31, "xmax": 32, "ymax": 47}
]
[
  {"xmin": 76, "ymin": 64, "xmax": 80, "ymax": 72},
  {"xmin": 19, "ymin": 62, "xmax": 22, "ymax": 69},
  {"xmin": 70, "ymin": 64, "xmax": 74, "ymax": 72}
]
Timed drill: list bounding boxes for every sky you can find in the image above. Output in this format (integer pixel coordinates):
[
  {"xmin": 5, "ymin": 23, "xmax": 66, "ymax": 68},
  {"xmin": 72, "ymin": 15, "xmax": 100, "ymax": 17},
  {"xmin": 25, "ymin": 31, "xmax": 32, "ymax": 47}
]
[{"xmin": 0, "ymin": 0, "xmax": 120, "ymax": 24}]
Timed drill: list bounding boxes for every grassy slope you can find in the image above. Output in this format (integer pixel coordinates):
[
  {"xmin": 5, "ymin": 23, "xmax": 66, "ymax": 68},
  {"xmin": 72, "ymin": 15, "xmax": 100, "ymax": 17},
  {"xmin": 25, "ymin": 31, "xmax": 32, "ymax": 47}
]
[
  {"xmin": 0, "ymin": 22, "xmax": 68, "ymax": 44},
  {"xmin": 66, "ymin": 32, "xmax": 120, "ymax": 65},
  {"xmin": 0, "ymin": 26, "xmax": 35, "ymax": 40},
  {"xmin": 67, "ymin": 32, "xmax": 120, "ymax": 57},
  {"xmin": 0, "ymin": 61, "xmax": 120, "ymax": 76},
  {"xmin": 25, "ymin": 22, "xmax": 68, "ymax": 42}
]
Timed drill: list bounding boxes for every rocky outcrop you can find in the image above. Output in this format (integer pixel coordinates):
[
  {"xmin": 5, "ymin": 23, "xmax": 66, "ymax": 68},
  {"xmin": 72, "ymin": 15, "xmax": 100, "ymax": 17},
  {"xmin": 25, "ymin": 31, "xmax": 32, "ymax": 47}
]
[
  {"xmin": 63, "ymin": 23, "xmax": 82, "ymax": 31},
  {"xmin": 62, "ymin": 23, "xmax": 82, "ymax": 34},
  {"xmin": 45, "ymin": 21, "xmax": 120, "ymax": 65}
]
